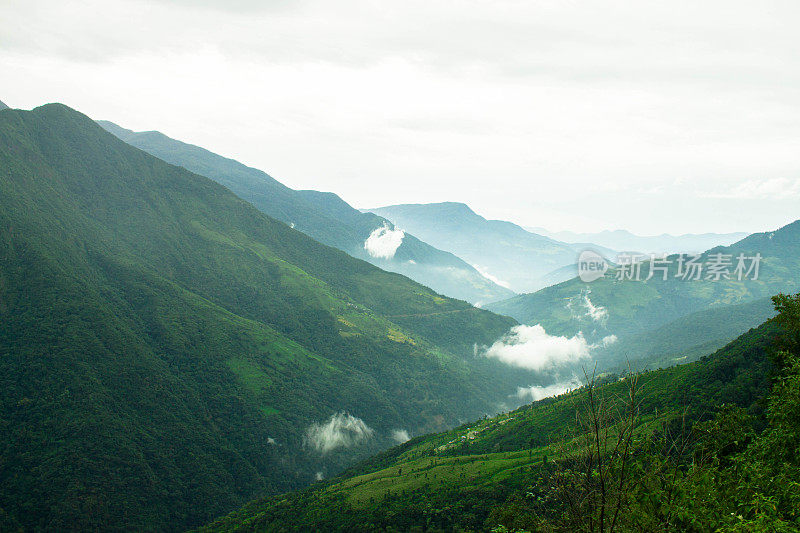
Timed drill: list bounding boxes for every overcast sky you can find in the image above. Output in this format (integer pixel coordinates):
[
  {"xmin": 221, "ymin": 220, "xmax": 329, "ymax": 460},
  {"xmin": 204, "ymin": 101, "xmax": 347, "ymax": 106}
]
[{"xmin": 2, "ymin": 0, "xmax": 799, "ymax": 234}]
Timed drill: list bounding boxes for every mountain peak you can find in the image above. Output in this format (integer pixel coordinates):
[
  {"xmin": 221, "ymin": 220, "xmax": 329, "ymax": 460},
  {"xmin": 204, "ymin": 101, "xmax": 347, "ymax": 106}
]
[
  {"xmin": 372, "ymin": 201, "xmax": 482, "ymax": 219},
  {"xmin": 0, "ymin": 100, "xmax": 9, "ymax": 111},
  {"xmin": 430, "ymin": 201, "xmax": 481, "ymax": 217}
]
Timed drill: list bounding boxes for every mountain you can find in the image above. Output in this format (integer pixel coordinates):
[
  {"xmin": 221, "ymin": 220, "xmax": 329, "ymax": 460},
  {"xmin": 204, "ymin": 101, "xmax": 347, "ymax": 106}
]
[
  {"xmin": 367, "ymin": 202, "xmax": 588, "ymax": 293},
  {"xmin": 0, "ymin": 100, "xmax": 8, "ymax": 111},
  {"xmin": 487, "ymin": 221, "xmax": 800, "ymax": 370},
  {"xmin": 530, "ymin": 227, "xmax": 749, "ymax": 254},
  {"xmin": 0, "ymin": 104, "xmax": 537, "ymax": 531},
  {"xmin": 96, "ymin": 121, "xmax": 514, "ymax": 305},
  {"xmin": 603, "ymin": 296, "xmax": 777, "ymax": 370},
  {"xmin": 202, "ymin": 313, "xmax": 782, "ymax": 532}
]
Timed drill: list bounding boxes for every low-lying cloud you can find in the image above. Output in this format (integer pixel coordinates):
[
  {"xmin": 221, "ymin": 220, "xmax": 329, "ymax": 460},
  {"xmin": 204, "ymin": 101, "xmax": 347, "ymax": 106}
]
[
  {"xmin": 583, "ymin": 294, "xmax": 608, "ymax": 322},
  {"xmin": 391, "ymin": 429, "xmax": 411, "ymax": 444},
  {"xmin": 515, "ymin": 377, "xmax": 582, "ymax": 401},
  {"xmin": 364, "ymin": 223, "xmax": 405, "ymax": 259},
  {"xmin": 471, "ymin": 264, "xmax": 512, "ymax": 289},
  {"xmin": 484, "ymin": 324, "xmax": 590, "ymax": 371},
  {"xmin": 600, "ymin": 334, "xmax": 618, "ymax": 347},
  {"xmin": 567, "ymin": 290, "xmax": 608, "ymax": 323},
  {"xmin": 305, "ymin": 412, "xmax": 374, "ymax": 454}
]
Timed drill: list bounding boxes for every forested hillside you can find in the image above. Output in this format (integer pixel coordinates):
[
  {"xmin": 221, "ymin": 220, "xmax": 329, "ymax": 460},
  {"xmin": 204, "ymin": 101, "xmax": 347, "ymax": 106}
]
[
  {"xmin": 0, "ymin": 104, "xmax": 535, "ymax": 531},
  {"xmin": 203, "ymin": 294, "xmax": 800, "ymax": 532},
  {"xmin": 487, "ymin": 224, "xmax": 800, "ymax": 370}
]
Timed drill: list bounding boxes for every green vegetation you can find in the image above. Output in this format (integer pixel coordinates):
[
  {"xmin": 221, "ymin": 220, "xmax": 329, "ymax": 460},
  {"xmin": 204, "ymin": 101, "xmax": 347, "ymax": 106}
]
[
  {"xmin": 487, "ymin": 227, "xmax": 800, "ymax": 370},
  {"xmin": 0, "ymin": 104, "xmax": 536, "ymax": 531},
  {"xmin": 202, "ymin": 295, "xmax": 799, "ymax": 532}
]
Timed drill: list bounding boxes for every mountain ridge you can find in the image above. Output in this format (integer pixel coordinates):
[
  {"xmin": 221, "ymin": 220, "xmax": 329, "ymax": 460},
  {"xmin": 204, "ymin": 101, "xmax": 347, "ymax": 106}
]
[
  {"xmin": 367, "ymin": 202, "xmax": 583, "ymax": 293},
  {"xmin": 530, "ymin": 226, "xmax": 750, "ymax": 254},
  {"xmin": 97, "ymin": 121, "xmax": 514, "ymax": 305}
]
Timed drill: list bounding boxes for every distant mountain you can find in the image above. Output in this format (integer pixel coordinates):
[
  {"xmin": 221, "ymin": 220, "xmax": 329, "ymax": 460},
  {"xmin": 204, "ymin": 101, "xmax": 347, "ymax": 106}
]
[
  {"xmin": 0, "ymin": 100, "xmax": 8, "ymax": 111},
  {"xmin": 367, "ymin": 202, "xmax": 588, "ymax": 293},
  {"xmin": 97, "ymin": 121, "xmax": 513, "ymax": 305},
  {"xmin": 529, "ymin": 227, "xmax": 749, "ymax": 254},
  {"xmin": 0, "ymin": 104, "xmax": 536, "ymax": 530},
  {"xmin": 487, "ymin": 220, "xmax": 800, "ymax": 370}
]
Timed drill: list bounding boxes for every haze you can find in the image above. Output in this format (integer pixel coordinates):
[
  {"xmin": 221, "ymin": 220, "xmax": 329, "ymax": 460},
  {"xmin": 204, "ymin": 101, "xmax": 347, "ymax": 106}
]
[{"xmin": 2, "ymin": 0, "xmax": 798, "ymax": 233}]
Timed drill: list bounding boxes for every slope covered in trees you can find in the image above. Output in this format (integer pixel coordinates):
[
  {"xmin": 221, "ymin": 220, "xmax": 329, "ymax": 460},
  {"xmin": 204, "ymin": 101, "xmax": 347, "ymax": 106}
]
[
  {"xmin": 0, "ymin": 104, "xmax": 535, "ymax": 531},
  {"xmin": 203, "ymin": 295, "xmax": 798, "ymax": 532}
]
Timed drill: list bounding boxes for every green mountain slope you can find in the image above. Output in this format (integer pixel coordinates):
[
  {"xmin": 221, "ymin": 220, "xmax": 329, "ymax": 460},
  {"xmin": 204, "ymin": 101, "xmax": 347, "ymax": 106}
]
[
  {"xmin": 604, "ymin": 296, "xmax": 777, "ymax": 370},
  {"xmin": 202, "ymin": 313, "xmax": 780, "ymax": 532},
  {"xmin": 0, "ymin": 104, "xmax": 533, "ymax": 531},
  {"xmin": 486, "ymin": 222, "xmax": 800, "ymax": 369},
  {"xmin": 368, "ymin": 202, "xmax": 583, "ymax": 293},
  {"xmin": 96, "ymin": 121, "xmax": 514, "ymax": 305}
]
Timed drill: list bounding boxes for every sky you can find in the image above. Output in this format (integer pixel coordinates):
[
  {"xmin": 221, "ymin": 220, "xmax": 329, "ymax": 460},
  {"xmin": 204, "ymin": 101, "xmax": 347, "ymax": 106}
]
[{"xmin": 1, "ymin": 0, "xmax": 799, "ymax": 234}]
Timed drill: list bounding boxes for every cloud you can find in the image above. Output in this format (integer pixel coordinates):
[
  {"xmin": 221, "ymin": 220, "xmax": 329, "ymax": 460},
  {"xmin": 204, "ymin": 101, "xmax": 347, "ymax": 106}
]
[
  {"xmin": 391, "ymin": 429, "xmax": 411, "ymax": 444},
  {"xmin": 568, "ymin": 290, "xmax": 608, "ymax": 323},
  {"xmin": 364, "ymin": 223, "xmax": 405, "ymax": 259},
  {"xmin": 515, "ymin": 378, "xmax": 581, "ymax": 401},
  {"xmin": 600, "ymin": 334, "xmax": 617, "ymax": 347},
  {"xmin": 471, "ymin": 264, "xmax": 512, "ymax": 289},
  {"xmin": 304, "ymin": 412, "xmax": 374, "ymax": 454},
  {"xmin": 484, "ymin": 324, "xmax": 590, "ymax": 371},
  {"xmin": 584, "ymin": 296, "xmax": 607, "ymax": 322},
  {"xmin": 703, "ymin": 177, "xmax": 800, "ymax": 200}
]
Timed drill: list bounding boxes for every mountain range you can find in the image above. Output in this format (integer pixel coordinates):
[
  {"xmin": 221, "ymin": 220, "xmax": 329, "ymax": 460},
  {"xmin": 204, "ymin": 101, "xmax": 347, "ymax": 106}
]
[
  {"xmin": 2, "ymin": 100, "xmax": 797, "ymax": 532},
  {"xmin": 487, "ymin": 220, "xmax": 800, "ymax": 370},
  {"xmin": 96, "ymin": 121, "xmax": 514, "ymax": 306},
  {"xmin": 367, "ymin": 202, "xmax": 613, "ymax": 294},
  {"xmin": 530, "ymin": 227, "xmax": 749, "ymax": 254}
]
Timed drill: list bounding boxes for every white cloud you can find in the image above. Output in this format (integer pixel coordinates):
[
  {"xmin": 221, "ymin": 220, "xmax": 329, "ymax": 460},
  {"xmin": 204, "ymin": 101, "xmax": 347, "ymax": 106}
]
[
  {"xmin": 703, "ymin": 177, "xmax": 800, "ymax": 200},
  {"xmin": 471, "ymin": 264, "xmax": 512, "ymax": 290},
  {"xmin": 601, "ymin": 334, "xmax": 618, "ymax": 347},
  {"xmin": 583, "ymin": 293, "xmax": 607, "ymax": 323},
  {"xmin": 304, "ymin": 412, "xmax": 374, "ymax": 454},
  {"xmin": 391, "ymin": 429, "xmax": 411, "ymax": 444},
  {"xmin": 567, "ymin": 291, "xmax": 608, "ymax": 323},
  {"xmin": 364, "ymin": 223, "xmax": 405, "ymax": 259},
  {"xmin": 515, "ymin": 378, "xmax": 581, "ymax": 401},
  {"xmin": 484, "ymin": 324, "xmax": 590, "ymax": 371}
]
